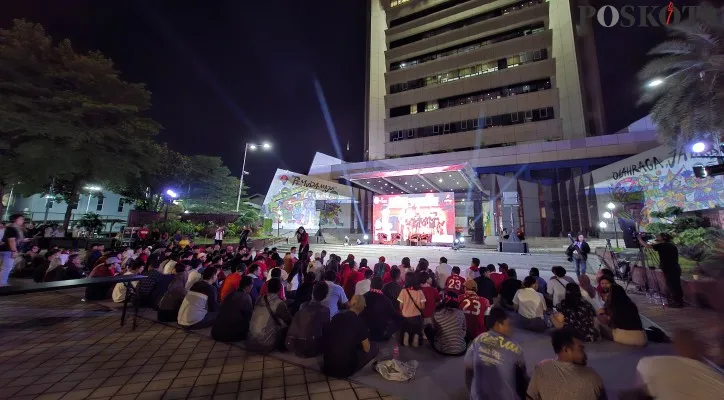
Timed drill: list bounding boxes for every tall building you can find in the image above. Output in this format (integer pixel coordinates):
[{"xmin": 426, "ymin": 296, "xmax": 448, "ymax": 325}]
[{"xmin": 365, "ymin": 0, "xmax": 607, "ymax": 160}]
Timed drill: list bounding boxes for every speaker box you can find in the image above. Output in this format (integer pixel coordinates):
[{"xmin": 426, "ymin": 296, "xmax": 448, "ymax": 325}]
[{"xmin": 499, "ymin": 242, "xmax": 529, "ymax": 253}]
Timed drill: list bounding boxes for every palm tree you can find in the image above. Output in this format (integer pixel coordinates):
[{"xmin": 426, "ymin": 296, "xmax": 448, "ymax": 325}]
[{"xmin": 638, "ymin": 2, "xmax": 724, "ymax": 146}]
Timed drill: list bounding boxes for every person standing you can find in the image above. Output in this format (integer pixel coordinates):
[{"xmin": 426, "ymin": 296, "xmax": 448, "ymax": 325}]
[
  {"xmin": 567, "ymin": 234, "xmax": 591, "ymax": 277},
  {"xmin": 238, "ymin": 226, "xmax": 251, "ymax": 249},
  {"xmin": 0, "ymin": 214, "xmax": 24, "ymax": 286},
  {"xmin": 214, "ymin": 226, "xmax": 225, "ymax": 246},
  {"xmin": 526, "ymin": 329, "xmax": 606, "ymax": 400},
  {"xmin": 637, "ymin": 232, "xmax": 683, "ymax": 308},
  {"xmin": 295, "ymin": 226, "xmax": 310, "ymax": 265}
]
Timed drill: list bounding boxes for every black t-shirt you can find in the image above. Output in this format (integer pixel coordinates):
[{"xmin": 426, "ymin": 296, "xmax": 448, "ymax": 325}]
[
  {"xmin": 0, "ymin": 226, "xmax": 20, "ymax": 251},
  {"xmin": 500, "ymin": 278, "xmax": 522, "ymax": 304},
  {"xmin": 323, "ymin": 311, "xmax": 369, "ymax": 378},
  {"xmin": 362, "ymin": 292, "xmax": 397, "ymax": 341},
  {"xmin": 474, "ymin": 275, "xmax": 498, "ymax": 303},
  {"xmin": 652, "ymin": 242, "xmax": 679, "ymax": 273}
]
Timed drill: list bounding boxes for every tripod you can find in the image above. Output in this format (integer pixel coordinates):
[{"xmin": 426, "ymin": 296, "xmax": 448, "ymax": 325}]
[
  {"xmin": 600, "ymin": 238, "xmax": 621, "ymax": 276},
  {"xmin": 624, "ymin": 241, "xmax": 666, "ymax": 309}
]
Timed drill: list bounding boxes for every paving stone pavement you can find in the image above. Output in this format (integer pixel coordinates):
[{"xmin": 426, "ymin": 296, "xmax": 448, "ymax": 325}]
[{"xmin": 0, "ymin": 292, "xmax": 399, "ymax": 400}]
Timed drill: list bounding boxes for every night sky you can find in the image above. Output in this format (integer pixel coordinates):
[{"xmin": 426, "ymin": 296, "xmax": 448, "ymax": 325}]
[{"xmin": 0, "ymin": 0, "xmax": 697, "ymax": 194}]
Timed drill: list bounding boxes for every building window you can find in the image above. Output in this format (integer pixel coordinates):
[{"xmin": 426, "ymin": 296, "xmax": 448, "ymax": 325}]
[
  {"xmin": 117, "ymin": 198, "xmax": 124, "ymax": 213},
  {"xmin": 540, "ymin": 108, "xmax": 548, "ymax": 118},
  {"xmin": 511, "ymin": 112, "xmax": 519, "ymax": 123},
  {"xmin": 46, "ymin": 198, "xmax": 53, "ymax": 209},
  {"xmin": 525, "ymin": 110, "xmax": 533, "ymax": 121},
  {"xmin": 407, "ymin": 129, "xmax": 415, "ymax": 138},
  {"xmin": 96, "ymin": 196, "xmax": 104, "ymax": 212},
  {"xmin": 443, "ymin": 123, "xmax": 450, "ymax": 133}
]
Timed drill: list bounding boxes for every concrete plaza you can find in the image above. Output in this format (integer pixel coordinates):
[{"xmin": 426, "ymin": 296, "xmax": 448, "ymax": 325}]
[{"xmin": 0, "ymin": 246, "xmax": 673, "ymax": 400}]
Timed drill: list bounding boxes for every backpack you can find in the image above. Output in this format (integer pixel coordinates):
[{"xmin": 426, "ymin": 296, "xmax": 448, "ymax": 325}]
[{"xmin": 374, "ymin": 262, "xmax": 387, "ymax": 278}]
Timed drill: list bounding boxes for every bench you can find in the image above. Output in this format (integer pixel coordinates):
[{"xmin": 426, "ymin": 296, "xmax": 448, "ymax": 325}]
[{"xmin": 0, "ymin": 275, "xmax": 147, "ymax": 329}]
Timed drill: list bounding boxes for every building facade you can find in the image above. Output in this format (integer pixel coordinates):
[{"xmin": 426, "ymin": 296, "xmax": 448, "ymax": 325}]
[{"xmin": 366, "ymin": 0, "xmax": 606, "ymax": 160}]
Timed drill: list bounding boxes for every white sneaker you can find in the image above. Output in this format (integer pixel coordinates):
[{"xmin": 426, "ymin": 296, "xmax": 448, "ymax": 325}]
[
  {"xmin": 412, "ymin": 335, "xmax": 420, "ymax": 348},
  {"xmin": 403, "ymin": 332, "xmax": 410, "ymax": 347}
]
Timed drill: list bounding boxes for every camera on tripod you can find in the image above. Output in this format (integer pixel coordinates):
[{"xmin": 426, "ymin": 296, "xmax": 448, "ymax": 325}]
[{"xmin": 633, "ymin": 231, "xmax": 654, "ymax": 242}]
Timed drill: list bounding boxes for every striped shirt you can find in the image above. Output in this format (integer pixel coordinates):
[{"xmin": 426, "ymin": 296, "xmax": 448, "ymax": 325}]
[{"xmin": 432, "ymin": 308, "xmax": 467, "ymax": 355}]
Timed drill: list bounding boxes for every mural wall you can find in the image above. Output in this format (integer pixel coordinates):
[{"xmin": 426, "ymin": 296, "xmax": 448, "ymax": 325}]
[
  {"xmin": 262, "ymin": 169, "xmax": 356, "ymax": 231},
  {"xmin": 554, "ymin": 145, "xmax": 724, "ymax": 235}
]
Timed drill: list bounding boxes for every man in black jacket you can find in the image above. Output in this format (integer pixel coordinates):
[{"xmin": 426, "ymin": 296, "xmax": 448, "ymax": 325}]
[
  {"xmin": 567, "ymin": 233, "xmax": 591, "ymax": 277},
  {"xmin": 363, "ymin": 277, "xmax": 401, "ymax": 341},
  {"xmin": 474, "ymin": 267, "xmax": 498, "ymax": 304}
]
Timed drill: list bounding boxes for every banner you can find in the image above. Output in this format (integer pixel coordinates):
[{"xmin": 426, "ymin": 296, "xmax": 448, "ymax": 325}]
[{"xmin": 373, "ymin": 193, "xmax": 456, "ymax": 243}]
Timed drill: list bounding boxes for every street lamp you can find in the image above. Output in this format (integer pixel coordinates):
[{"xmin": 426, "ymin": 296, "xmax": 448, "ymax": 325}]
[
  {"xmin": 163, "ymin": 189, "xmax": 179, "ymax": 224},
  {"xmin": 236, "ymin": 141, "xmax": 272, "ymax": 212},
  {"xmin": 84, "ymin": 186, "xmax": 103, "ymax": 212},
  {"xmin": 646, "ymin": 78, "xmax": 664, "ymax": 88},
  {"xmin": 599, "ymin": 221, "xmax": 607, "ymax": 229},
  {"xmin": 605, "ymin": 202, "xmax": 619, "ymax": 247},
  {"xmin": 692, "ymin": 142, "xmax": 706, "ymax": 153}
]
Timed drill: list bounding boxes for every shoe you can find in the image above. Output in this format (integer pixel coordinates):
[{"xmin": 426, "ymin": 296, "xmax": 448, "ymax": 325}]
[
  {"xmin": 412, "ymin": 335, "xmax": 420, "ymax": 348},
  {"xmin": 403, "ymin": 332, "xmax": 410, "ymax": 347}
]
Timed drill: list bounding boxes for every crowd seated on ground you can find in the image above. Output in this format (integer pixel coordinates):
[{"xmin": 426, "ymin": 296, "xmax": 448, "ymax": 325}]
[{"xmin": 6, "ymin": 233, "xmax": 722, "ymax": 398}]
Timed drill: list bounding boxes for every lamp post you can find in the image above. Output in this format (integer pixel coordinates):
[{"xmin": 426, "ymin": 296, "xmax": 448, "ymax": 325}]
[
  {"xmin": 163, "ymin": 189, "xmax": 178, "ymax": 224},
  {"xmin": 236, "ymin": 142, "xmax": 272, "ymax": 212},
  {"xmin": 606, "ymin": 202, "xmax": 619, "ymax": 248},
  {"xmin": 84, "ymin": 186, "xmax": 102, "ymax": 213}
]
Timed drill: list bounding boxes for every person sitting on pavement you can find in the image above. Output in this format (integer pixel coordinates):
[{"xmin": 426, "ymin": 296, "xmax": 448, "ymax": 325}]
[
  {"xmin": 459, "ymin": 280, "xmax": 490, "ymax": 341},
  {"xmin": 622, "ymin": 328, "xmax": 724, "ymax": 400},
  {"xmin": 137, "ymin": 260, "xmax": 164, "ymax": 307},
  {"xmin": 465, "ymin": 306, "xmax": 529, "ymax": 400},
  {"xmin": 419, "ymin": 270, "xmax": 440, "ymax": 327},
  {"xmin": 355, "ymin": 269, "xmax": 373, "ymax": 296},
  {"xmin": 321, "ymin": 269, "xmax": 349, "ymax": 319},
  {"xmin": 595, "ymin": 275, "xmax": 614, "ymax": 306},
  {"xmin": 211, "ymin": 276, "xmax": 254, "ymax": 342},
  {"xmin": 548, "ymin": 266, "xmax": 575, "ymax": 307},
  {"xmin": 85, "ymin": 255, "xmax": 120, "ymax": 301},
  {"xmin": 158, "ymin": 264, "xmax": 189, "ymax": 322},
  {"xmin": 474, "ymin": 265, "xmax": 498, "ymax": 304},
  {"xmin": 599, "ymin": 284, "xmax": 647, "ymax": 347},
  {"xmin": 343, "ymin": 260, "xmax": 364, "ymax": 299},
  {"xmin": 285, "ymin": 281, "xmax": 331, "ymax": 358},
  {"xmin": 490, "ymin": 263, "xmax": 508, "ymax": 292},
  {"xmin": 466, "ymin": 257, "xmax": 482, "ymax": 281},
  {"xmin": 382, "ymin": 267, "xmax": 403, "ymax": 311},
  {"xmin": 425, "ymin": 291, "xmax": 467, "ymax": 356},
  {"xmin": 185, "ymin": 258, "xmax": 204, "ymax": 290},
  {"xmin": 246, "ymin": 263, "xmax": 264, "ymax": 304},
  {"xmin": 147, "ymin": 260, "xmax": 175, "ymax": 310},
  {"xmin": 40, "ymin": 249, "xmax": 63, "ymax": 282},
  {"xmin": 444, "ymin": 266, "xmax": 466, "ymax": 297},
  {"xmin": 323, "ymin": 294, "xmax": 378, "ymax": 379},
  {"xmin": 63, "ymin": 254, "xmax": 84, "ymax": 280},
  {"xmin": 373, "ymin": 256, "xmax": 390, "ymax": 279},
  {"xmin": 361, "ymin": 277, "xmax": 401, "ymax": 342},
  {"xmin": 398, "ymin": 271, "xmax": 426, "ymax": 347},
  {"xmin": 499, "ymin": 269, "xmax": 522, "ymax": 311},
  {"xmin": 247, "ymin": 278, "xmax": 292, "ymax": 354},
  {"xmin": 260, "ymin": 267, "xmax": 287, "ymax": 300},
  {"xmin": 289, "ymin": 272, "xmax": 316, "ymax": 315},
  {"xmin": 112, "ymin": 260, "xmax": 144, "ymax": 303},
  {"xmin": 527, "ymin": 328, "xmax": 606, "ymax": 400},
  {"xmin": 178, "ymin": 267, "xmax": 220, "ymax": 330},
  {"xmin": 435, "ymin": 256, "xmax": 452, "ymax": 290},
  {"xmin": 218, "ymin": 263, "xmax": 244, "ymax": 302},
  {"xmin": 577, "ymin": 274, "xmax": 604, "ymax": 309},
  {"xmin": 529, "ymin": 267, "xmax": 548, "ymax": 296},
  {"xmin": 513, "ymin": 276, "xmax": 547, "ymax": 332},
  {"xmin": 552, "ymin": 283, "xmax": 600, "ymax": 342}
]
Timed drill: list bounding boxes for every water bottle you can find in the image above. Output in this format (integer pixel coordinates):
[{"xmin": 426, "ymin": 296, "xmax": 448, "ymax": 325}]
[{"xmin": 392, "ymin": 344, "xmax": 400, "ymax": 360}]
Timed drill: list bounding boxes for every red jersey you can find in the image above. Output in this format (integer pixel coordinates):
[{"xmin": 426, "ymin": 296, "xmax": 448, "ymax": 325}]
[
  {"xmin": 137, "ymin": 228, "xmax": 149, "ymax": 239},
  {"xmin": 343, "ymin": 270, "xmax": 364, "ymax": 299},
  {"xmin": 490, "ymin": 272, "xmax": 506, "ymax": 291},
  {"xmin": 420, "ymin": 286, "xmax": 440, "ymax": 318},
  {"xmin": 444, "ymin": 275, "xmax": 466, "ymax": 296},
  {"xmin": 459, "ymin": 291, "xmax": 490, "ymax": 339}
]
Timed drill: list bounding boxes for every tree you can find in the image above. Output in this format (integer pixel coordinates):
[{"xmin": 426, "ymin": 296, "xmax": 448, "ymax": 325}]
[
  {"xmin": 0, "ymin": 20, "xmax": 161, "ymax": 229},
  {"xmin": 638, "ymin": 3, "xmax": 724, "ymax": 145}
]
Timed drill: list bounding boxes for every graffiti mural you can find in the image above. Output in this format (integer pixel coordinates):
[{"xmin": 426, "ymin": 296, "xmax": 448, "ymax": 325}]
[
  {"xmin": 593, "ymin": 146, "xmax": 724, "ymax": 225},
  {"xmin": 262, "ymin": 169, "xmax": 354, "ymax": 230}
]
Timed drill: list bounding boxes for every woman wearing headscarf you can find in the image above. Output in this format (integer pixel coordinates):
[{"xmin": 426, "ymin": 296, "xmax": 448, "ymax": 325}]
[{"xmin": 158, "ymin": 265, "xmax": 190, "ymax": 322}]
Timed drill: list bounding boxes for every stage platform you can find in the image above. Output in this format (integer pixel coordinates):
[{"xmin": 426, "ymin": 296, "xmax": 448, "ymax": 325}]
[{"xmin": 276, "ymin": 243, "xmax": 575, "ymax": 275}]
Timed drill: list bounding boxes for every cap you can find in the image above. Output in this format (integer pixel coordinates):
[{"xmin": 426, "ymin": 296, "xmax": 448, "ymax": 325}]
[{"xmin": 465, "ymin": 280, "xmax": 478, "ymax": 291}]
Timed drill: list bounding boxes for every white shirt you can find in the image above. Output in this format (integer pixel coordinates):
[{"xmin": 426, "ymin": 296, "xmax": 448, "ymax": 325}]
[
  {"xmin": 548, "ymin": 276, "xmax": 574, "ymax": 307},
  {"xmin": 637, "ymin": 356, "xmax": 724, "ymax": 400},
  {"xmin": 112, "ymin": 272, "xmax": 138, "ymax": 303},
  {"xmin": 435, "ymin": 263, "xmax": 452, "ymax": 290},
  {"xmin": 355, "ymin": 279, "xmax": 371, "ymax": 296},
  {"xmin": 162, "ymin": 260, "xmax": 177, "ymax": 275},
  {"xmin": 513, "ymin": 287, "xmax": 546, "ymax": 319},
  {"xmin": 214, "ymin": 229, "xmax": 224, "ymax": 240},
  {"xmin": 186, "ymin": 269, "xmax": 202, "ymax": 289}
]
